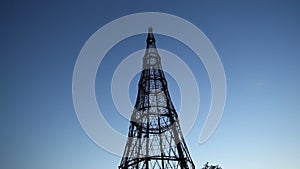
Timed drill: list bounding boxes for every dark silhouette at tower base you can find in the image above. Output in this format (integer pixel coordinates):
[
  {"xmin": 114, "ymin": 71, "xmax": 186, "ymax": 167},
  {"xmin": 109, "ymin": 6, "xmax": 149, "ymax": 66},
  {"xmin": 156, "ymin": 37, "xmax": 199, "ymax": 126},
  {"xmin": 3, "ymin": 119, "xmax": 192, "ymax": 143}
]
[{"xmin": 202, "ymin": 162, "xmax": 222, "ymax": 169}]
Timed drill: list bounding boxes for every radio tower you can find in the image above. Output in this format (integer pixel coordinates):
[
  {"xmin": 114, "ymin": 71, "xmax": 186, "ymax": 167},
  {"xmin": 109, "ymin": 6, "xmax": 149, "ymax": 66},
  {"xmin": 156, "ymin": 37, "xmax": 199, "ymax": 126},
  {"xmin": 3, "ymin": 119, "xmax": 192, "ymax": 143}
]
[{"xmin": 119, "ymin": 27, "xmax": 195, "ymax": 169}]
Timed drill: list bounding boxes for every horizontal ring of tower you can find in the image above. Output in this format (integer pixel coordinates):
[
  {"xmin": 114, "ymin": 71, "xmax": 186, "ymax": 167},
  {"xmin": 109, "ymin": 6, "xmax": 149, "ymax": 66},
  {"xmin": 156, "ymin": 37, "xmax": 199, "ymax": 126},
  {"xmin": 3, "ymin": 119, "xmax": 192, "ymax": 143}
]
[
  {"xmin": 138, "ymin": 81, "xmax": 167, "ymax": 94},
  {"xmin": 130, "ymin": 114, "xmax": 178, "ymax": 134},
  {"xmin": 129, "ymin": 121, "xmax": 177, "ymax": 134},
  {"xmin": 139, "ymin": 67, "xmax": 165, "ymax": 77},
  {"xmin": 120, "ymin": 156, "xmax": 191, "ymax": 168},
  {"xmin": 134, "ymin": 105, "xmax": 175, "ymax": 112}
]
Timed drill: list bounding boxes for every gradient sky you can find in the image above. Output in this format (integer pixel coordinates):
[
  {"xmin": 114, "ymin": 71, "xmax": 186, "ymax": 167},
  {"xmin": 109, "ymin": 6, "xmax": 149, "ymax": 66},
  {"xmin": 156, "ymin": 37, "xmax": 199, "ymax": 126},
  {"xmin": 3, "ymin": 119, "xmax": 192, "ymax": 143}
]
[{"xmin": 1, "ymin": 0, "xmax": 300, "ymax": 169}]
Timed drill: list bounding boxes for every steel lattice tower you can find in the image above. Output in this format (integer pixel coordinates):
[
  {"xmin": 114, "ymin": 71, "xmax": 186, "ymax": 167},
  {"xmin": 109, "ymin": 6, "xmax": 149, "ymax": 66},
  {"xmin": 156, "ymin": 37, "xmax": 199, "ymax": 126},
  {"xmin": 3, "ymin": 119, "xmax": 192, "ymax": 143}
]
[{"xmin": 119, "ymin": 28, "xmax": 195, "ymax": 169}]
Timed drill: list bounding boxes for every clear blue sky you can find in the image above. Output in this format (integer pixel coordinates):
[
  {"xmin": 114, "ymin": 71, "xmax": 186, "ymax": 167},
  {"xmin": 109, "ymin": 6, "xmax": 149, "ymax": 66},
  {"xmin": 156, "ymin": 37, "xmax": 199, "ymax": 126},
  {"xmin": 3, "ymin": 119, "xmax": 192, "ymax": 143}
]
[{"xmin": 1, "ymin": 0, "xmax": 300, "ymax": 169}]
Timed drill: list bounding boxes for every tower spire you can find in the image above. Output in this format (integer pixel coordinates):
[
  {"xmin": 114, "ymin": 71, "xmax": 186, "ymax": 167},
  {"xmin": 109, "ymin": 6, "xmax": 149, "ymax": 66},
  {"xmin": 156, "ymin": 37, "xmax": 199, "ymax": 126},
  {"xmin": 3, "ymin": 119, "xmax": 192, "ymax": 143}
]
[{"xmin": 146, "ymin": 27, "xmax": 156, "ymax": 48}]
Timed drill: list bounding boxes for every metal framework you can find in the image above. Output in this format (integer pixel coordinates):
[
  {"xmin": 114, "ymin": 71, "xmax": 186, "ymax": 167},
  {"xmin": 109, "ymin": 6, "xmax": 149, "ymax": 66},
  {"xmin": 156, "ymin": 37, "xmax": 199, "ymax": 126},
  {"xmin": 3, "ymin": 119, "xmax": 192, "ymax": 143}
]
[{"xmin": 119, "ymin": 27, "xmax": 195, "ymax": 169}]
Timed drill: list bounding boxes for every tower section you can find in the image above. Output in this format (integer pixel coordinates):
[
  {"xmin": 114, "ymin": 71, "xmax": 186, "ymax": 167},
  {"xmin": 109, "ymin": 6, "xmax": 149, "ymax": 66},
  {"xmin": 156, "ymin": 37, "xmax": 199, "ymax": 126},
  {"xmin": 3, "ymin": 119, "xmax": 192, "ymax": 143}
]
[{"xmin": 119, "ymin": 28, "xmax": 195, "ymax": 169}]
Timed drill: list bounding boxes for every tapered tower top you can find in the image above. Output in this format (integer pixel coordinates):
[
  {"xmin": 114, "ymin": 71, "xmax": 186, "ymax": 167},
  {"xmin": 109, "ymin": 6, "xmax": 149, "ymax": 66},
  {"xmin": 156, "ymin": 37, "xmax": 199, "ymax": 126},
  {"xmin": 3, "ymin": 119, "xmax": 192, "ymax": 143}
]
[
  {"xmin": 148, "ymin": 26, "xmax": 153, "ymax": 33},
  {"xmin": 146, "ymin": 27, "xmax": 156, "ymax": 48}
]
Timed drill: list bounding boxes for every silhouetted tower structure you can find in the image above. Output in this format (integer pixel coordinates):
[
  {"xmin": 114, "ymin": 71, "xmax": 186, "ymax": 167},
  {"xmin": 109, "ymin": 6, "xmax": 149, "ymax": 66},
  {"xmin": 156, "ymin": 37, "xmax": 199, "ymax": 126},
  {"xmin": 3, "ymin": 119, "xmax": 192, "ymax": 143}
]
[{"xmin": 119, "ymin": 27, "xmax": 195, "ymax": 169}]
